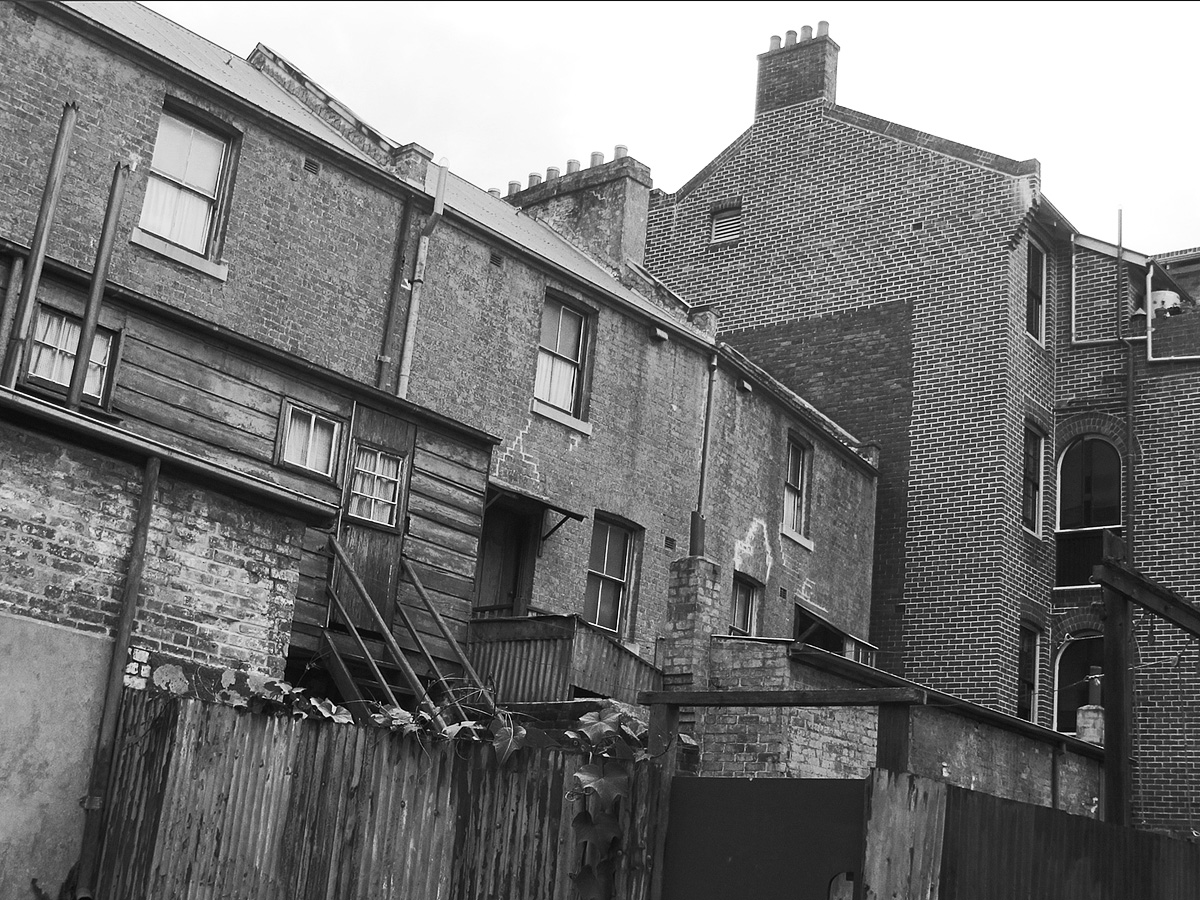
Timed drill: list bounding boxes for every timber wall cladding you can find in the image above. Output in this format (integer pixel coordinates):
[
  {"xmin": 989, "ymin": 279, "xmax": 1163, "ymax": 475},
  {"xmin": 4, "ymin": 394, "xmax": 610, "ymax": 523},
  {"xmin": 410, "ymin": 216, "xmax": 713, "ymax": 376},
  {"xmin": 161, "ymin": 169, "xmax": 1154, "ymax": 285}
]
[{"xmin": 99, "ymin": 691, "xmax": 665, "ymax": 900}]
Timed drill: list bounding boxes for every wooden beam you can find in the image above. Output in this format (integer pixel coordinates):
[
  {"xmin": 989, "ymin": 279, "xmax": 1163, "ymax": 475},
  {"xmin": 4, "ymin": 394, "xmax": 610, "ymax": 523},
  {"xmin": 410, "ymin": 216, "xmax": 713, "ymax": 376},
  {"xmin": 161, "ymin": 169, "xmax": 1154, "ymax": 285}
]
[
  {"xmin": 1092, "ymin": 561, "xmax": 1200, "ymax": 639},
  {"xmin": 637, "ymin": 688, "xmax": 926, "ymax": 708}
]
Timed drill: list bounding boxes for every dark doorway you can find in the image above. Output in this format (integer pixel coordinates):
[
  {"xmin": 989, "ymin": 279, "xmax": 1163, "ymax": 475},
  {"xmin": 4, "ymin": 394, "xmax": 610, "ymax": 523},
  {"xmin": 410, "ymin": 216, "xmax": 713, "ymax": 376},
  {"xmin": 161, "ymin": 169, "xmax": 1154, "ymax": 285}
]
[
  {"xmin": 473, "ymin": 493, "xmax": 540, "ymax": 617},
  {"xmin": 662, "ymin": 777, "xmax": 866, "ymax": 900}
]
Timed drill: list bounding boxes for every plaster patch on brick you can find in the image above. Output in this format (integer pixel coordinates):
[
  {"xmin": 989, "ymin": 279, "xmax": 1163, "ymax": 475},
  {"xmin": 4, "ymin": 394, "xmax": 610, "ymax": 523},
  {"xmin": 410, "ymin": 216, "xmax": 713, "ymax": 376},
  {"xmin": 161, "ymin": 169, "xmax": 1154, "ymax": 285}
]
[
  {"xmin": 733, "ymin": 518, "xmax": 773, "ymax": 581},
  {"xmin": 152, "ymin": 664, "xmax": 190, "ymax": 695},
  {"xmin": 493, "ymin": 417, "xmax": 541, "ymax": 486}
]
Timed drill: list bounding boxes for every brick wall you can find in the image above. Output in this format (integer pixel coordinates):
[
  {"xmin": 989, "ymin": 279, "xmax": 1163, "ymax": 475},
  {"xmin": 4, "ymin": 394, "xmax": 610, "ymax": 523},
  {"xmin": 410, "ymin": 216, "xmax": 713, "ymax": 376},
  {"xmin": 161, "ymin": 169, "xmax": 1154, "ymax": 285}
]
[
  {"xmin": 0, "ymin": 4, "xmax": 405, "ymax": 382},
  {"xmin": 0, "ymin": 424, "xmax": 304, "ymax": 683},
  {"xmin": 646, "ymin": 97, "xmax": 1041, "ymax": 710},
  {"xmin": 407, "ymin": 216, "xmax": 876, "ymax": 654}
]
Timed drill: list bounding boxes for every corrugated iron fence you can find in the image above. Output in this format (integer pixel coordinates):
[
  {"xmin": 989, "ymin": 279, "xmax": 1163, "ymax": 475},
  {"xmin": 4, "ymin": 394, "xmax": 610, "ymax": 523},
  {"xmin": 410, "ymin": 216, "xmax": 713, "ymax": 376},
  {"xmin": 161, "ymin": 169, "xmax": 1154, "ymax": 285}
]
[
  {"xmin": 862, "ymin": 769, "xmax": 1200, "ymax": 900},
  {"xmin": 98, "ymin": 690, "xmax": 665, "ymax": 900}
]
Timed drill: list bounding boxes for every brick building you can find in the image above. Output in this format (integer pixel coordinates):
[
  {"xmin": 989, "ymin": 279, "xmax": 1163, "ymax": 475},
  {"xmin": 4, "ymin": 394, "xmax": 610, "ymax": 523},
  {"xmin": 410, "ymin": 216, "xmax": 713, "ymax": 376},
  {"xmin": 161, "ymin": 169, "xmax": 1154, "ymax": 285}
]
[
  {"xmin": 645, "ymin": 23, "xmax": 1200, "ymax": 834},
  {"xmin": 0, "ymin": 3, "xmax": 882, "ymax": 889}
]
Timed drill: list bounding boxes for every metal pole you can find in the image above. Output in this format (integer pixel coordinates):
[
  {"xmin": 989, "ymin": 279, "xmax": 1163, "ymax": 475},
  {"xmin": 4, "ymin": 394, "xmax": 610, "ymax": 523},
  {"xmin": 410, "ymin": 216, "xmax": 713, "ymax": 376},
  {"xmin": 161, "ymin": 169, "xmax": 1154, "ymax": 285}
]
[
  {"xmin": 67, "ymin": 161, "xmax": 129, "ymax": 410},
  {"xmin": 74, "ymin": 456, "xmax": 160, "ymax": 900},
  {"xmin": 2, "ymin": 101, "xmax": 78, "ymax": 387}
]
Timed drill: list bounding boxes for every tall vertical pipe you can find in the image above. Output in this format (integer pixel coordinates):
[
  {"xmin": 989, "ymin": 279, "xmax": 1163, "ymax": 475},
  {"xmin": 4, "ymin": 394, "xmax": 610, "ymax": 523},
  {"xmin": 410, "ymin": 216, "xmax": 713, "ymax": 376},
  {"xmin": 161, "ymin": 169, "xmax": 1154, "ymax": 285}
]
[
  {"xmin": 395, "ymin": 162, "xmax": 447, "ymax": 400},
  {"xmin": 67, "ymin": 161, "xmax": 129, "ymax": 410},
  {"xmin": 2, "ymin": 101, "xmax": 78, "ymax": 387},
  {"xmin": 690, "ymin": 353, "xmax": 719, "ymax": 556},
  {"xmin": 74, "ymin": 456, "xmax": 161, "ymax": 899}
]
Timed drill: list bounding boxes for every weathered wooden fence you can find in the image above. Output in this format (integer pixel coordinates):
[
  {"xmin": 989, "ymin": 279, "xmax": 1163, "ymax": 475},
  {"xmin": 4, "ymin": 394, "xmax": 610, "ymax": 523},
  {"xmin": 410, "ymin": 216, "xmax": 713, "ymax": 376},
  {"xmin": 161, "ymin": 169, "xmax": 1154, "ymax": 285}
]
[{"xmin": 98, "ymin": 690, "xmax": 666, "ymax": 899}]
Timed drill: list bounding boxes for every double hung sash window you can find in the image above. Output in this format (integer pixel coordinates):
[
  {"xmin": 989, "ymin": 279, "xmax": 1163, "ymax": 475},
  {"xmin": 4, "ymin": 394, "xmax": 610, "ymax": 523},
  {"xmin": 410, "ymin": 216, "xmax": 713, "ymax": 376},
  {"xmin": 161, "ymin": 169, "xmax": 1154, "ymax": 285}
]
[
  {"xmin": 140, "ymin": 112, "xmax": 228, "ymax": 255},
  {"xmin": 535, "ymin": 298, "xmax": 585, "ymax": 415}
]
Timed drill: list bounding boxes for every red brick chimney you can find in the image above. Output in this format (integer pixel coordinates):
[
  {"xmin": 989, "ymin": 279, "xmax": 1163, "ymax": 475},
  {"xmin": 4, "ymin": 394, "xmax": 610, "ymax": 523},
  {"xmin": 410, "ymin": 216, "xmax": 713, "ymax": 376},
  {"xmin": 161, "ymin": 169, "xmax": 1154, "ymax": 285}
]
[{"xmin": 756, "ymin": 22, "xmax": 839, "ymax": 116}]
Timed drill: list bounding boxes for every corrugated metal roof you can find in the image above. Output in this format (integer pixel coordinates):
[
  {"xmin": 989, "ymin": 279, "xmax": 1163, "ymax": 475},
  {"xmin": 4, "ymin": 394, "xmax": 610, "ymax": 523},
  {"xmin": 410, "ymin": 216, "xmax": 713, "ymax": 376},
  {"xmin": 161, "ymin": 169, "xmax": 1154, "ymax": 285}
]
[{"xmin": 59, "ymin": 1, "xmax": 377, "ymax": 165}]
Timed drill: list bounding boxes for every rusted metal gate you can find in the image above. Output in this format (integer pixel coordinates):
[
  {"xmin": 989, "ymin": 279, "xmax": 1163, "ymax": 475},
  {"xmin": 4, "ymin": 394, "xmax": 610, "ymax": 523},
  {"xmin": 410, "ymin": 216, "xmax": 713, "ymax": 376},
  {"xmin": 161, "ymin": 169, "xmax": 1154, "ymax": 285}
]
[{"xmin": 661, "ymin": 778, "xmax": 865, "ymax": 900}]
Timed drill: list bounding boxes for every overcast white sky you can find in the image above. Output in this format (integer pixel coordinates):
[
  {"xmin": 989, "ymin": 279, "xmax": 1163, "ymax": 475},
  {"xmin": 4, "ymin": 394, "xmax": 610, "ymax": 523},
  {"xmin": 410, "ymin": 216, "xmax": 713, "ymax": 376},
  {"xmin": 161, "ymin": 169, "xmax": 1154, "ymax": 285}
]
[{"xmin": 141, "ymin": 1, "xmax": 1199, "ymax": 254}]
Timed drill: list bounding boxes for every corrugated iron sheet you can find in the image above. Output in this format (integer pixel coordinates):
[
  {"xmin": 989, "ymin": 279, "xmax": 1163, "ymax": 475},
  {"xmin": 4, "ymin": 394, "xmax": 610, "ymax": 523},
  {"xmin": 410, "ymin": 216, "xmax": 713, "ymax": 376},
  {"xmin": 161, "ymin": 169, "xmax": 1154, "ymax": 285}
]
[{"xmin": 99, "ymin": 690, "xmax": 660, "ymax": 899}]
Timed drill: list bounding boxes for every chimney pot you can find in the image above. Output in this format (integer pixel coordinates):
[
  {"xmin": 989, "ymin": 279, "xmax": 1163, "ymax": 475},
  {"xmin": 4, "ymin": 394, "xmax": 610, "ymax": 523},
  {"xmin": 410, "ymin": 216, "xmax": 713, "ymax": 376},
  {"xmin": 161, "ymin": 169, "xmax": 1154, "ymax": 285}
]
[
  {"xmin": 528, "ymin": 172, "xmax": 542, "ymax": 187},
  {"xmin": 785, "ymin": 30, "xmax": 797, "ymax": 47},
  {"xmin": 769, "ymin": 34, "xmax": 781, "ymax": 51},
  {"xmin": 614, "ymin": 144, "xmax": 628, "ymax": 159},
  {"xmin": 800, "ymin": 25, "xmax": 812, "ymax": 41},
  {"xmin": 547, "ymin": 166, "xmax": 560, "ymax": 181},
  {"xmin": 507, "ymin": 180, "xmax": 521, "ymax": 196},
  {"xmin": 567, "ymin": 159, "xmax": 580, "ymax": 174},
  {"xmin": 590, "ymin": 151, "xmax": 605, "ymax": 167},
  {"xmin": 817, "ymin": 20, "xmax": 829, "ymax": 37},
  {"xmin": 488, "ymin": 188, "xmax": 500, "ymax": 198}
]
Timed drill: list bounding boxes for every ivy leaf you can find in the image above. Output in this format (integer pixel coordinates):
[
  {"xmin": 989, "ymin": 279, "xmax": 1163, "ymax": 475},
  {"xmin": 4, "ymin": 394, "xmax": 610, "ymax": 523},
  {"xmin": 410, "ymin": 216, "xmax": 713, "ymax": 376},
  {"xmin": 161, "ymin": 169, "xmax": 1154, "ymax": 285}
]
[
  {"xmin": 493, "ymin": 725, "xmax": 526, "ymax": 765},
  {"xmin": 442, "ymin": 720, "xmax": 484, "ymax": 741},
  {"xmin": 572, "ymin": 763, "xmax": 630, "ymax": 811},
  {"xmin": 570, "ymin": 864, "xmax": 605, "ymax": 900},
  {"xmin": 520, "ymin": 723, "xmax": 557, "ymax": 749},
  {"xmin": 579, "ymin": 708, "xmax": 624, "ymax": 744},
  {"xmin": 601, "ymin": 738, "xmax": 635, "ymax": 760},
  {"xmin": 571, "ymin": 809, "xmax": 596, "ymax": 844}
]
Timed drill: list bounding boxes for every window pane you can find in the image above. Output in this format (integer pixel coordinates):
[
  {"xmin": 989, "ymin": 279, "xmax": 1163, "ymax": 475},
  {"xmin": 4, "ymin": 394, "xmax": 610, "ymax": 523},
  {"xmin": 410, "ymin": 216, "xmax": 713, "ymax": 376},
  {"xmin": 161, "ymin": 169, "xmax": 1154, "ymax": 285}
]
[
  {"xmin": 140, "ymin": 176, "xmax": 213, "ymax": 254},
  {"xmin": 283, "ymin": 410, "xmax": 312, "ymax": 467},
  {"xmin": 604, "ymin": 527, "xmax": 629, "ymax": 578},
  {"xmin": 584, "ymin": 574, "xmax": 602, "ymax": 624},
  {"xmin": 150, "ymin": 114, "xmax": 193, "ymax": 180},
  {"xmin": 557, "ymin": 306, "xmax": 583, "ymax": 360},
  {"xmin": 183, "ymin": 127, "xmax": 225, "ymax": 195},
  {"xmin": 588, "ymin": 522, "xmax": 609, "ymax": 573},
  {"xmin": 309, "ymin": 418, "xmax": 336, "ymax": 474},
  {"xmin": 535, "ymin": 349, "xmax": 577, "ymax": 412},
  {"xmin": 596, "ymin": 580, "xmax": 621, "ymax": 630}
]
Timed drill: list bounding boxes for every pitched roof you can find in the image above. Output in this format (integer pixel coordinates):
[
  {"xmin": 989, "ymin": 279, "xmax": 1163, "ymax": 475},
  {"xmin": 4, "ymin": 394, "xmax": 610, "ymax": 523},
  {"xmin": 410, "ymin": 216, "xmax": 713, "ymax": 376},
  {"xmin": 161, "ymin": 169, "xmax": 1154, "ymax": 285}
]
[{"xmin": 59, "ymin": 1, "xmax": 376, "ymax": 165}]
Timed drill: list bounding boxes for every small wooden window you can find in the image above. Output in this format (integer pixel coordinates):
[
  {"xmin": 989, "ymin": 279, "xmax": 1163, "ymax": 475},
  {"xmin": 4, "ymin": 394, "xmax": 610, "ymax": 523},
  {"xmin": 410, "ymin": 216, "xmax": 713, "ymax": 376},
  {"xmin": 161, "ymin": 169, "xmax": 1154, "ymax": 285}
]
[
  {"xmin": 347, "ymin": 446, "xmax": 404, "ymax": 526},
  {"xmin": 1021, "ymin": 425, "xmax": 1043, "ymax": 533},
  {"xmin": 280, "ymin": 402, "xmax": 340, "ymax": 477},
  {"xmin": 1018, "ymin": 624, "xmax": 1040, "ymax": 722},
  {"xmin": 783, "ymin": 439, "xmax": 811, "ymax": 537},
  {"xmin": 585, "ymin": 518, "xmax": 633, "ymax": 632},
  {"xmin": 1026, "ymin": 243, "xmax": 1046, "ymax": 340},
  {"xmin": 731, "ymin": 575, "xmax": 758, "ymax": 636},
  {"xmin": 535, "ymin": 296, "xmax": 587, "ymax": 415},
  {"xmin": 25, "ymin": 306, "xmax": 115, "ymax": 405}
]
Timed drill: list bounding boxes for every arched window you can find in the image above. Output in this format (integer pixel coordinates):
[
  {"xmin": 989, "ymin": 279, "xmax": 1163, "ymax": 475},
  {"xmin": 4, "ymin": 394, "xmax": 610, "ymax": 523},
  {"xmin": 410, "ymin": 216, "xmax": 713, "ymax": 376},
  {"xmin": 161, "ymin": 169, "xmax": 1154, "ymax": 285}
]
[
  {"xmin": 1054, "ymin": 634, "xmax": 1103, "ymax": 733},
  {"xmin": 1056, "ymin": 436, "xmax": 1121, "ymax": 585}
]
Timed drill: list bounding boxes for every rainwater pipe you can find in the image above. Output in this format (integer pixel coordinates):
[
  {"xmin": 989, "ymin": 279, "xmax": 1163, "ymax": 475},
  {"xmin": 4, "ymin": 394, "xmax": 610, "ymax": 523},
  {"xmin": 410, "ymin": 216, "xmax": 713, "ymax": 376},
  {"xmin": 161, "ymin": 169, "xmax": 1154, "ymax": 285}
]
[
  {"xmin": 395, "ymin": 161, "xmax": 447, "ymax": 400},
  {"xmin": 74, "ymin": 456, "xmax": 161, "ymax": 900},
  {"xmin": 2, "ymin": 101, "xmax": 77, "ymax": 387},
  {"xmin": 690, "ymin": 353, "xmax": 719, "ymax": 556},
  {"xmin": 1116, "ymin": 211, "xmax": 1136, "ymax": 566},
  {"xmin": 375, "ymin": 198, "xmax": 413, "ymax": 389}
]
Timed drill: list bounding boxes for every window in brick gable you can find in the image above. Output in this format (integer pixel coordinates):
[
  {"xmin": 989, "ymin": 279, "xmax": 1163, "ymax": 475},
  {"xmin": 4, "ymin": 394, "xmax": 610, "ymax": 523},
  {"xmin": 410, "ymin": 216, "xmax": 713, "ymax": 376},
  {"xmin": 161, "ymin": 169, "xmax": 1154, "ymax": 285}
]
[
  {"xmin": 135, "ymin": 106, "xmax": 237, "ymax": 273},
  {"xmin": 1026, "ymin": 241, "xmax": 1047, "ymax": 341},
  {"xmin": 23, "ymin": 305, "xmax": 117, "ymax": 406},
  {"xmin": 584, "ymin": 515, "xmax": 640, "ymax": 636},
  {"xmin": 533, "ymin": 294, "xmax": 593, "ymax": 429},
  {"xmin": 1055, "ymin": 436, "xmax": 1121, "ymax": 586},
  {"xmin": 730, "ymin": 574, "xmax": 758, "ymax": 636},
  {"xmin": 1021, "ymin": 425, "xmax": 1043, "ymax": 533},
  {"xmin": 1017, "ymin": 623, "xmax": 1040, "ymax": 721},
  {"xmin": 782, "ymin": 437, "xmax": 812, "ymax": 544}
]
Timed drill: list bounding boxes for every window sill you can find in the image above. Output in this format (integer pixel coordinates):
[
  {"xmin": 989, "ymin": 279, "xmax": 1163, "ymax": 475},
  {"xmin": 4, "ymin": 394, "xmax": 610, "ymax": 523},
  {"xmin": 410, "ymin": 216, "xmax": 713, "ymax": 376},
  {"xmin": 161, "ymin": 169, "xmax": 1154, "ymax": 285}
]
[
  {"xmin": 1022, "ymin": 525, "xmax": 1043, "ymax": 539},
  {"xmin": 131, "ymin": 227, "xmax": 228, "ymax": 281},
  {"xmin": 708, "ymin": 238, "xmax": 742, "ymax": 249},
  {"xmin": 530, "ymin": 398, "xmax": 592, "ymax": 436},
  {"xmin": 781, "ymin": 527, "xmax": 814, "ymax": 551}
]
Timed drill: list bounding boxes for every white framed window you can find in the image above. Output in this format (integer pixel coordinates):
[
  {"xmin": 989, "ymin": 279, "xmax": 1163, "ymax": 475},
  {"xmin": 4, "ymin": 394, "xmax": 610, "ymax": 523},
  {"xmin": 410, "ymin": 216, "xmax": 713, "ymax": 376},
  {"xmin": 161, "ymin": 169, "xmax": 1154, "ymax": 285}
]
[
  {"xmin": 584, "ymin": 517, "xmax": 633, "ymax": 633},
  {"xmin": 783, "ymin": 438, "xmax": 811, "ymax": 539},
  {"xmin": 1026, "ymin": 242, "xmax": 1046, "ymax": 342},
  {"xmin": 25, "ymin": 306, "xmax": 115, "ymax": 404},
  {"xmin": 279, "ymin": 402, "xmax": 340, "ymax": 478},
  {"xmin": 1055, "ymin": 436, "xmax": 1121, "ymax": 586},
  {"xmin": 535, "ymin": 296, "xmax": 587, "ymax": 416},
  {"xmin": 1021, "ymin": 425, "xmax": 1043, "ymax": 534},
  {"xmin": 347, "ymin": 446, "xmax": 404, "ymax": 527},
  {"xmin": 139, "ymin": 110, "xmax": 230, "ymax": 257},
  {"xmin": 730, "ymin": 575, "xmax": 758, "ymax": 636},
  {"xmin": 710, "ymin": 205, "xmax": 743, "ymax": 244}
]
